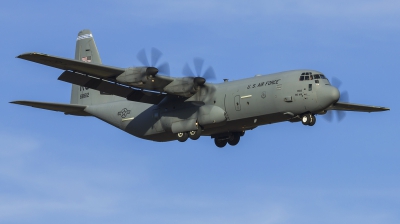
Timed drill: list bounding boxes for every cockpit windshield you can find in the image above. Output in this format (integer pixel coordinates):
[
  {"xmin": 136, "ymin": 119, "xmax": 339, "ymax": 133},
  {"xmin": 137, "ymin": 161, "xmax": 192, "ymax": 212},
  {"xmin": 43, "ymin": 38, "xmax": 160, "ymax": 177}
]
[{"xmin": 299, "ymin": 72, "xmax": 327, "ymax": 81}]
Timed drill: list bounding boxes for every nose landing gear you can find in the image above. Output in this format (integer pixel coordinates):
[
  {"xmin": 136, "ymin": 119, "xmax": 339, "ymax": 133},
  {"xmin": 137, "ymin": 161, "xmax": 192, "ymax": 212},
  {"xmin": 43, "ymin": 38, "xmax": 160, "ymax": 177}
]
[{"xmin": 301, "ymin": 113, "xmax": 316, "ymax": 126}]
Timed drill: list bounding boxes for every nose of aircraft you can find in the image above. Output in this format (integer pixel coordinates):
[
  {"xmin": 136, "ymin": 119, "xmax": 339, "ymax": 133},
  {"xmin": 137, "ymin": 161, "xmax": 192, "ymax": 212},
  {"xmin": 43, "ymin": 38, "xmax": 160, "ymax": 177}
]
[{"xmin": 319, "ymin": 85, "xmax": 340, "ymax": 106}]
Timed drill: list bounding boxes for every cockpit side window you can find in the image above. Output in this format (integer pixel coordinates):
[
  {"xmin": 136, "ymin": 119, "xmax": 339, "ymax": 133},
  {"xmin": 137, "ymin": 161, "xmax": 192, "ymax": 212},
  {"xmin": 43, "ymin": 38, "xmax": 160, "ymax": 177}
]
[{"xmin": 300, "ymin": 72, "xmax": 326, "ymax": 81}]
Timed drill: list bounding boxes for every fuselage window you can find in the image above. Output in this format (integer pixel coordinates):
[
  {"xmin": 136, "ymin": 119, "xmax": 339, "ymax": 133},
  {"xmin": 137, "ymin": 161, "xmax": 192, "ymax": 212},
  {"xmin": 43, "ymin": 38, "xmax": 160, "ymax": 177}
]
[{"xmin": 309, "ymin": 84, "xmax": 312, "ymax": 91}]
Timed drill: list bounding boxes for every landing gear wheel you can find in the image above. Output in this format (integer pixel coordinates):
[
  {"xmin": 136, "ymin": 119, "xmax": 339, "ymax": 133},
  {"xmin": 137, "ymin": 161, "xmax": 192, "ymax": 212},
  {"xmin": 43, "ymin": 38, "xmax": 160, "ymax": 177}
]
[
  {"xmin": 301, "ymin": 113, "xmax": 312, "ymax": 125},
  {"xmin": 189, "ymin": 129, "xmax": 202, "ymax": 140},
  {"xmin": 177, "ymin": 132, "xmax": 189, "ymax": 142},
  {"xmin": 309, "ymin": 114, "xmax": 316, "ymax": 126},
  {"xmin": 214, "ymin": 138, "xmax": 228, "ymax": 148},
  {"xmin": 228, "ymin": 132, "xmax": 240, "ymax": 146}
]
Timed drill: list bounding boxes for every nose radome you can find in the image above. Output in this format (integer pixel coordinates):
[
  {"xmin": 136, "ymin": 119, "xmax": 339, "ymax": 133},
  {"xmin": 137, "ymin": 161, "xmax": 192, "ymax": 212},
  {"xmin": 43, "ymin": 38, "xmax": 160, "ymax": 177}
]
[
  {"xmin": 319, "ymin": 86, "xmax": 340, "ymax": 107},
  {"xmin": 331, "ymin": 86, "xmax": 340, "ymax": 102}
]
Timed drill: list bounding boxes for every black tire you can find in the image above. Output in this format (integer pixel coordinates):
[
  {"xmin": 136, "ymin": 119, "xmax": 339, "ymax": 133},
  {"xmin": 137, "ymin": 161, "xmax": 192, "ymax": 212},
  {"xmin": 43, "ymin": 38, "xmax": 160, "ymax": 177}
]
[
  {"xmin": 228, "ymin": 132, "xmax": 240, "ymax": 146},
  {"xmin": 177, "ymin": 132, "xmax": 189, "ymax": 142},
  {"xmin": 301, "ymin": 113, "xmax": 311, "ymax": 125},
  {"xmin": 309, "ymin": 114, "xmax": 316, "ymax": 126},
  {"xmin": 189, "ymin": 129, "xmax": 202, "ymax": 140},
  {"xmin": 214, "ymin": 138, "xmax": 228, "ymax": 148}
]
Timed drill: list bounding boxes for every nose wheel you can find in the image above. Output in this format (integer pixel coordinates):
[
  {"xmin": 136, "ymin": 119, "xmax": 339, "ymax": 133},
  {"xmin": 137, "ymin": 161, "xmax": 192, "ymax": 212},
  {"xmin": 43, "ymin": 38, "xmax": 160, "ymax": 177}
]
[{"xmin": 301, "ymin": 113, "xmax": 316, "ymax": 126}]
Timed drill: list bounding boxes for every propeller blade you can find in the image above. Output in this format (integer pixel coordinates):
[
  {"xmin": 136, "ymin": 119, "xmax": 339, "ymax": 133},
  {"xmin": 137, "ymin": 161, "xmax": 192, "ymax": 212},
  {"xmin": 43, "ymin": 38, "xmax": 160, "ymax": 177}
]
[
  {"xmin": 151, "ymin": 47, "xmax": 162, "ymax": 67},
  {"xmin": 193, "ymin": 57, "xmax": 204, "ymax": 77},
  {"xmin": 137, "ymin": 49, "xmax": 149, "ymax": 66},
  {"xmin": 157, "ymin": 62, "xmax": 170, "ymax": 76},
  {"xmin": 336, "ymin": 111, "xmax": 346, "ymax": 122},
  {"xmin": 323, "ymin": 111, "xmax": 334, "ymax": 122},
  {"xmin": 331, "ymin": 77, "xmax": 342, "ymax": 89},
  {"xmin": 202, "ymin": 66, "xmax": 216, "ymax": 80},
  {"xmin": 340, "ymin": 90, "xmax": 349, "ymax": 102},
  {"xmin": 182, "ymin": 63, "xmax": 195, "ymax": 77}
]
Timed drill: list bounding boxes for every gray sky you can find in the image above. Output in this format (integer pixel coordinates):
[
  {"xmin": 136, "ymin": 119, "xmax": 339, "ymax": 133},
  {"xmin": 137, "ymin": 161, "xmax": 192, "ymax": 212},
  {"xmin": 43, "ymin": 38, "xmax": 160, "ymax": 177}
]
[{"xmin": 1, "ymin": 0, "xmax": 399, "ymax": 223}]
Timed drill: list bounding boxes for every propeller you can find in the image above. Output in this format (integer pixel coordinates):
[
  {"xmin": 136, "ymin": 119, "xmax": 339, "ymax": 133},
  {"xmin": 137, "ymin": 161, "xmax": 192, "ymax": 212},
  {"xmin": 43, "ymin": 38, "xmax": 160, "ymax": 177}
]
[
  {"xmin": 182, "ymin": 57, "xmax": 216, "ymax": 87},
  {"xmin": 136, "ymin": 48, "xmax": 170, "ymax": 76},
  {"xmin": 323, "ymin": 77, "xmax": 350, "ymax": 122}
]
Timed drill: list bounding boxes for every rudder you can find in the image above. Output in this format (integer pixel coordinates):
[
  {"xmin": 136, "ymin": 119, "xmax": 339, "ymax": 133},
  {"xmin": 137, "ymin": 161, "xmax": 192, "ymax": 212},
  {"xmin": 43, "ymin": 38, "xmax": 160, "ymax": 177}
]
[{"xmin": 70, "ymin": 29, "xmax": 124, "ymax": 105}]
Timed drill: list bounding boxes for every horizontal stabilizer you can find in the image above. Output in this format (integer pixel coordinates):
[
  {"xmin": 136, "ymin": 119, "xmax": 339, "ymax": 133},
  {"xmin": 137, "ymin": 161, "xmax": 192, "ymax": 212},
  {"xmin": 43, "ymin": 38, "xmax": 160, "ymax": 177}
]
[
  {"xmin": 329, "ymin": 102, "xmax": 390, "ymax": 112},
  {"xmin": 17, "ymin": 52, "xmax": 124, "ymax": 78},
  {"xmin": 10, "ymin": 101, "xmax": 90, "ymax": 116}
]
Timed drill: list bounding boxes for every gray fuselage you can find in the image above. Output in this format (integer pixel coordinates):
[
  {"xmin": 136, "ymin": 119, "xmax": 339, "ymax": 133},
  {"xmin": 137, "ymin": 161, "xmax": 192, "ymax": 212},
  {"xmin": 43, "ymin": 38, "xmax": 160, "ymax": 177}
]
[{"xmin": 84, "ymin": 69, "xmax": 339, "ymax": 142}]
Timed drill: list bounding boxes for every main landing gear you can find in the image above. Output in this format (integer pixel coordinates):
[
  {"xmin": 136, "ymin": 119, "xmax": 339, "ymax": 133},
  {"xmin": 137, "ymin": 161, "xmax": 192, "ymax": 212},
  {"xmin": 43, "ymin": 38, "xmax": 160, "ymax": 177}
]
[
  {"xmin": 214, "ymin": 132, "xmax": 243, "ymax": 148},
  {"xmin": 177, "ymin": 129, "xmax": 202, "ymax": 142},
  {"xmin": 177, "ymin": 129, "xmax": 245, "ymax": 148},
  {"xmin": 301, "ymin": 113, "xmax": 316, "ymax": 126}
]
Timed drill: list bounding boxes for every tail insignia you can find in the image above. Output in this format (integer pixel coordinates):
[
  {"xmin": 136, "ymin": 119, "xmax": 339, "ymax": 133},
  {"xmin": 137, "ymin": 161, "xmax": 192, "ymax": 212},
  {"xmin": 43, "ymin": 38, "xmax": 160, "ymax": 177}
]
[{"xmin": 77, "ymin": 33, "xmax": 93, "ymax": 41}]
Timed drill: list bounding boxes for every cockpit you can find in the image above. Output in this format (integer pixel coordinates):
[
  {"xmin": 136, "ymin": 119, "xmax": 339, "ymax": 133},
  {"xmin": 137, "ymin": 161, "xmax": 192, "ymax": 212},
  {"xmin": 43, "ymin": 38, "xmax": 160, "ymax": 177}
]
[{"xmin": 299, "ymin": 72, "xmax": 329, "ymax": 84}]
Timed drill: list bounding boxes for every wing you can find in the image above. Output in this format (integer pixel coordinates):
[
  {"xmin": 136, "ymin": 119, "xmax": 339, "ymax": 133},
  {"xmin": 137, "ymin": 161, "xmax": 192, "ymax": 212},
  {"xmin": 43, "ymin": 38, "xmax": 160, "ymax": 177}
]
[
  {"xmin": 10, "ymin": 101, "xmax": 90, "ymax": 116},
  {"xmin": 17, "ymin": 52, "xmax": 174, "ymax": 104},
  {"xmin": 329, "ymin": 102, "xmax": 390, "ymax": 112},
  {"xmin": 17, "ymin": 52, "xmax": 124, "ymax": 78},
  {"xmin": 58, "ymin": 71, "xmax": 166, "ymax": 104}
]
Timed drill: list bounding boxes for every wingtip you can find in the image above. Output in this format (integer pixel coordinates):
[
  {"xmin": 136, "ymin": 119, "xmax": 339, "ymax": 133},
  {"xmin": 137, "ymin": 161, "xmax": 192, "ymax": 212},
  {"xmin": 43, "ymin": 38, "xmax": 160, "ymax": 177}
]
[
  {"xmin": 10, "ymin": 100, "xmax": 23, "ymax": 105},
  {"xmin": 16, "ymin": 52, "xmax": 48, "ymax": 59}
]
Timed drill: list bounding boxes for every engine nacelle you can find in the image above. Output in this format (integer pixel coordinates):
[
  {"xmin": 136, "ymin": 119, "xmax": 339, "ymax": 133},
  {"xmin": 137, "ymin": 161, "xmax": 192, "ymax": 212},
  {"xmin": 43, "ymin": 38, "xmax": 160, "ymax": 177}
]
[
  {"xmin": 163, "ymin": 78, "xmax": 196, "ymax": 97},
  {"xmin": 116, "ymin": 67, "xmax": 150, "ymax": 84}
]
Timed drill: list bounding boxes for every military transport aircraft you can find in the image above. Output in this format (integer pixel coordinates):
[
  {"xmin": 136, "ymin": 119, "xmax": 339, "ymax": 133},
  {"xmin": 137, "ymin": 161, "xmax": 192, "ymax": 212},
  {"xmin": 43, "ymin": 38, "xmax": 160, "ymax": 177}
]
[{"xmin": 11, "ymin": 30, "xmax": 389, "ymax": 147}]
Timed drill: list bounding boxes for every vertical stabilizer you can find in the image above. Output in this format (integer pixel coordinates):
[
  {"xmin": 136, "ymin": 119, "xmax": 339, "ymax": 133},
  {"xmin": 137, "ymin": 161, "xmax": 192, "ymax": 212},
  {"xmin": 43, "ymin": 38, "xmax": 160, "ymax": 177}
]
[{"xmin": 70, "ymin": 30, "xmax": 124, "ymax": 105}]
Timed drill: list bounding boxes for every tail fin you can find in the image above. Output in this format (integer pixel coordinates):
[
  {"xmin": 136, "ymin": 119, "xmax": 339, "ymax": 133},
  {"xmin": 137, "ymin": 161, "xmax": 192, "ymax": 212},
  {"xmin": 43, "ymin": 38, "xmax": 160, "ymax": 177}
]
[{"xmin": 70, "ymin": 29, "xmax": 124, "ymax": 105}]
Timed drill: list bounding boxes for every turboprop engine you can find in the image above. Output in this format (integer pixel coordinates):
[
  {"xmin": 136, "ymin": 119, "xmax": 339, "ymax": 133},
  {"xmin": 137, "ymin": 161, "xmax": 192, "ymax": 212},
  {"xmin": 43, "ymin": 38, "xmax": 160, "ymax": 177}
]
[{"xmin": 116, "ymin": 67, "xmax": 158, "ymax": 85}]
